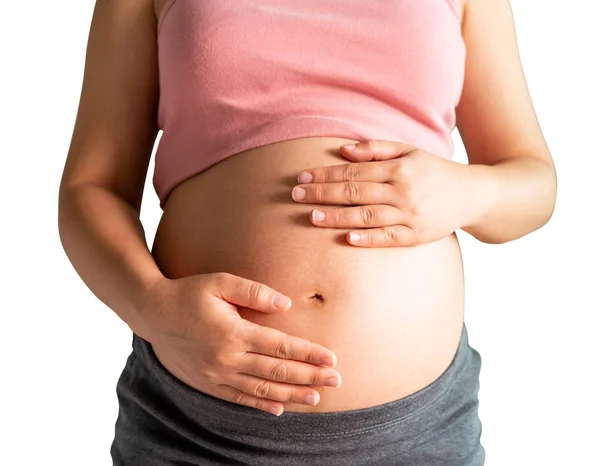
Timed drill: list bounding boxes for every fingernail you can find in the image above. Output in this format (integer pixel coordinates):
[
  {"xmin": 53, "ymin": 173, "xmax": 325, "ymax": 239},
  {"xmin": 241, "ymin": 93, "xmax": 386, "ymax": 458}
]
[
  {"xmin": 312, "ymin": 209, "xmax": 325, "ymax": 222},
  {"xmin": 326, "ymin": 376, "xmax": 341, "ymax": 387},
  {"xmin": 304, "ymin": 393, "xmax": 319, "ymax": 405},
  {"xmin": 341, "ymin": 143, "xmax": 357, "ymax": 150},
  {"xmin": 297, "ymin": 171, "xmax": 313, "ymax": 183},
  {"xmin": 320, "ymin": 356, "xmax": 336, "ymax": 367},
  {"xmin": 349, "ymin": 232, "xmax": 360, "ymax": 243},
  {"xmin": 273, "ymin": 294, "xmax": 291, "ymax": 310},
  {"xmin": 292, "ymin": 186, "xmax": 306, "ymax": 200},
  {"xmin": 269, "ymin": 406, "xmax": 283, "ymax": 416}
]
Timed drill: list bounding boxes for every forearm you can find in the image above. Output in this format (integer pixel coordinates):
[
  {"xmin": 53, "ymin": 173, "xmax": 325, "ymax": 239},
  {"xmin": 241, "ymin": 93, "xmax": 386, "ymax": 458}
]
[
  {"xmin": 461, "ymin": 155, "xmax": 557, "ymax": 244},
  {"xmin": 58, "ymin": 184, "xmax": 166, "ymax": 340}
]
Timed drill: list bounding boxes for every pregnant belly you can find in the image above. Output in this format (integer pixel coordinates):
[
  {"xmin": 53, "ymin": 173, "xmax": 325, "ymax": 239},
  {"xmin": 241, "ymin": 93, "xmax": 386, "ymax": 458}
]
[{"xmin": 151, "ymin": 136, "xmax": 466, "ymax": 412}]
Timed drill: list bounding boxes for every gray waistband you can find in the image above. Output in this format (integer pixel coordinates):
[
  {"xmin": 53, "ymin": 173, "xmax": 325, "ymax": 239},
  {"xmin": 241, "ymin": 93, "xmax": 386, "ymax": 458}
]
[{"xmin": 132, "ymin": 323, "xmax": 472, "ymax": 439}]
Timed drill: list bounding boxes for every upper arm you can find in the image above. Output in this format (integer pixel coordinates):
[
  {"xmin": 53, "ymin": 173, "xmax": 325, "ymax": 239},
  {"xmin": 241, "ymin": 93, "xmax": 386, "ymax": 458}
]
[
  {"xmin": 455, "ymin": 0, "xmax": 554, "ymax": 169},
  {"xmin": 59, "ymin": 0, "xmax": 159, "ymax": 212}
]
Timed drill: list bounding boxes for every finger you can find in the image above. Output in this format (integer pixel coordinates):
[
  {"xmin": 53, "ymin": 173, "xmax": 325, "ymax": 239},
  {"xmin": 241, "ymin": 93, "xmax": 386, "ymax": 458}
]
[
  {"xmin": 292, "ymin": 181, "xmax": 396, "ymax": 206},
  {"xmin": 238, "ymin": 352, "xmax": 342, "ymax": 387},
  {"xmin": 242, "ymin": 321, "xmax": 338, "ymax": 367},
  {"xmin": 298, "ymin": 160, "xmax": 392, "ymax": 184},
  {"xmin": 309, "ymin": 204, "xmax": 405, "ymax": 229},
  {"xmin": 212, "ymin": 272, "xmax": 292, "ymax": 313},
  {"xmin": 347, "ymin": 225, "xmax": 418, "ymax": 247},
  {"xmin": 226, "ymin": 372, "xmax": 324, "ymax": 407},
  {"xmin": 339, "ymin": 139, "xmax": 417, "ymax": 162},
  {"xmin": 213, "ymin": 384, "xmax": 285, "ymax": 416}
]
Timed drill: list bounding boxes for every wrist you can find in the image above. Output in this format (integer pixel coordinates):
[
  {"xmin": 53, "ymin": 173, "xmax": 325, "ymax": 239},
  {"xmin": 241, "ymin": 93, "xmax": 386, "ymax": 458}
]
[{"xmin": 130, "ymin": 273, "xmax": 173, "ymax": 342}]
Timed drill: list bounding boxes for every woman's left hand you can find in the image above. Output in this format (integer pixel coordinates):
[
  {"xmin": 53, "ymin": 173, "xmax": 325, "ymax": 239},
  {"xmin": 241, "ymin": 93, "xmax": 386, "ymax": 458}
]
[{"xmin": 291, "ymin": 139, "xmax": 474, "ymax": 247}]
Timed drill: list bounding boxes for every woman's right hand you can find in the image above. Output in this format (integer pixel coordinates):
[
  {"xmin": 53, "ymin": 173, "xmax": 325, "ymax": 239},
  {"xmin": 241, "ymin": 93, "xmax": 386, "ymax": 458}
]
[{"xmin": 141, "ymin": 272, "xmax": 342, "ymax": 416}]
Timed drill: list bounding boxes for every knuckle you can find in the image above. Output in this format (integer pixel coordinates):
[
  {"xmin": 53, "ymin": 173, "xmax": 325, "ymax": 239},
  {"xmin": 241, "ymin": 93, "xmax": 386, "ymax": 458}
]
[
  {"xmin": 401, "ymin": 195, "xmax": 418, "ymax": 216},
  {"xmin": 251, "ymin": 380, "xmax": 272, "ymax": 398},
  {"xmin": 391, "ymin": 162, "xmax": 405, "ymax": 180},
  {"xmin": 213, "ymin": 272, "xmax": 225, "ymax": 292},
  {"xmin": 209, "ymin": 345, "xmax": 236, "ymax": 367},
  {"xmin": 311, "ymin": 369, "xmax": 322, "ymax": 385},
  {"xmin": 333, "ymin": 208, "xmax": 345, "ymax": 225},
  {"xmin": 383, "ymin": 227, "xmax": 399, "ymax": 245},
  {"xmin": 213, "ymin": 272, "xmax": 231, "ymax": 293},
  {"xmin": 286, "ymin": 386, "xmax": 299, "ymax": 402},
  {"xmin": 231, "ymin": 390, "xmax": 250, "ymax": 406},
  {"xmin": 273, "ymin": 337, "xmax": 293, "ymax": 359},
  {"xmin": 223, "ymin": 328, "xmax": 242, "ymax": 349},
  {"xmin": 216, "ymin": 271, "xmax": 231, "ymax": 279},
  {"xmin": 364, "ymin": 139, "xmax": 379, "ymax": 151},
  {"xmin": 214, "ymin": 349, "xmax": 234, "ymax": 368},
  {"xmin": 268, "ymin": 360, "xmax": 289, "ymax": 381},
  {"xmin": 359, "ymin": 205, "xmax": 376, "ymax": 226},
  {"xmin": 203, "ymin": 367, "xmax": 219, "ymax": 382},
  {"xmin": 314, "ymin": 185, "xmax": 325, "ymax": 202},
  {"xmin": 342, "ymin": 163, "xmax": 360, "ymax": 181},
  {"xmin": 213, "ymin": 322, "xmax": 235, "ymax": 344},
  {"xmin": 406, "ymin": 201, "xmax": 419, "ymax": 217},
  {"xmin": 344, "ymin": 182, "xmax": 360, "ymax": 204},
  {"xmin": 247, "ymin": 281, "xmax": 270, "ymax": 305}
]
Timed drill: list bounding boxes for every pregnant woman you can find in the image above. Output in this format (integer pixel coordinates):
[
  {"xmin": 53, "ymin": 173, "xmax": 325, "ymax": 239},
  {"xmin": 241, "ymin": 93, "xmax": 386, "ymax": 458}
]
[{"xmin": 58, "ymin": 0, "xmax": 556, "ymax": 464}]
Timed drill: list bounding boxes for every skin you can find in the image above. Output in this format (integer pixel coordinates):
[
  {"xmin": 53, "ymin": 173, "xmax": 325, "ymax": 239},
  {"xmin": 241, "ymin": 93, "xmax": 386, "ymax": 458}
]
[
  {"xmin": 289, "ymin": 0, "xmax": 556, "ymax": 245},
  {"xmin": 58, "ymin": 0, "xmax": 556, "ymax": 417}
]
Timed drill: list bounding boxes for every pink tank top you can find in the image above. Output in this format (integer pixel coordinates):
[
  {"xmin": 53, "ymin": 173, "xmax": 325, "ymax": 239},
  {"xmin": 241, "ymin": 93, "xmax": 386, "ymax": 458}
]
[{"xmin": 153, "ymin": 0, "xmax": 465, "ymax": 208}]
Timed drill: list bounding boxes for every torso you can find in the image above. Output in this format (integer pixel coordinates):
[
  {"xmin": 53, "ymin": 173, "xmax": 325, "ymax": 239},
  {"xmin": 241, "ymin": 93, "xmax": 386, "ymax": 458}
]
[
  {"xmin": 151, "ymin": 136, "xmax": 466, "ymax": 412},
  {"xmin": 150, "ymin": 0, "xmax": 467, "ymax": 413}
]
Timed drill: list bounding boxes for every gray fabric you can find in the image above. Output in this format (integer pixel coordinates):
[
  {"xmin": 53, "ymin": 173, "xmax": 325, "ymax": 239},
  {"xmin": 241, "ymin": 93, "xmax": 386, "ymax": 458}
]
[{"xmin": 110, "ymin": 323, "xmax": 485, "ymax": 465}]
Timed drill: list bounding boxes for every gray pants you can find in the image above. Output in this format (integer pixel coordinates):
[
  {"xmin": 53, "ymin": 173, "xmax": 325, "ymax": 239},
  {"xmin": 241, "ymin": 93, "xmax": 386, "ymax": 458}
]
[{"xmin": 110, "ymin": 324, "xmax": 485, "ymax": 465}]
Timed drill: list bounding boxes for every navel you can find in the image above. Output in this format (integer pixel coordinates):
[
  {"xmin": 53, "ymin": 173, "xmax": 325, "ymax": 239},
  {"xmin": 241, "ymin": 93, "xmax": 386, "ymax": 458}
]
[{"xmin": 310, "ymin": 292, "xmax": 326, "ymax": 303}]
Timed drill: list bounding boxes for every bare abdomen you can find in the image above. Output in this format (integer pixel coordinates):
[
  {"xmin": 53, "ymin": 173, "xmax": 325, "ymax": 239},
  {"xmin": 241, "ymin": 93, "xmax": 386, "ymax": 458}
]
[{"xmin": 151, "ymin": 136, "xmax": 465, "ymax": 412}]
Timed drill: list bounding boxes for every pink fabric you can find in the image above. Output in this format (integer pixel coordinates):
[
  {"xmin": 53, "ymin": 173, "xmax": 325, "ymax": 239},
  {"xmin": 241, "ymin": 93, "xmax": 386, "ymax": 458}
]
[{"xmin": 154, "ymin": 0, "xmax": 466, "ymax": 208}]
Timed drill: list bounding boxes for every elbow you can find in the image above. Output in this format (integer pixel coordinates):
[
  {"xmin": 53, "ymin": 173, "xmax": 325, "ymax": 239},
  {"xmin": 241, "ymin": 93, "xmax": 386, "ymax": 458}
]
[
  {"xmin": 472, "ymin": 232, "xmax": 514, "ymax": 245},
  {"xmin": 537, "ymin": 161, "xmax": 558, "ymax": 230},
  {"xmin": 57, "ymin": 183, "xmax": 86, "ymax": 253},
  {"xmin": 466, "ymin": 158, "xmax": 558, "ymax": 245},
  {"xmin": 57, "ymin": 184, "xmax": 76, "ymax": 254}
]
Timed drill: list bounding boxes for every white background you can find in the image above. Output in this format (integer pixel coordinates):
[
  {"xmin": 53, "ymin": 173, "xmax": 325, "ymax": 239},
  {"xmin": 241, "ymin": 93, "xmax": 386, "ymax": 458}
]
[{"xmin": 1, "ymin": 1, "xmax": 598, "ymax": 465}]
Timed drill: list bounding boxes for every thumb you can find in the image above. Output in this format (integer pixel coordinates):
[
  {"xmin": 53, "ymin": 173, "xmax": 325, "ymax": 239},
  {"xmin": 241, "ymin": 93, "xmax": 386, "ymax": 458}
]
[
  {"xmin": 340, "ymin": 139, "xmax": 416, "ymax": 162},
  {"xmin": 210, "ymin": 273, "xmax": 292, "ymax": 313}
]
